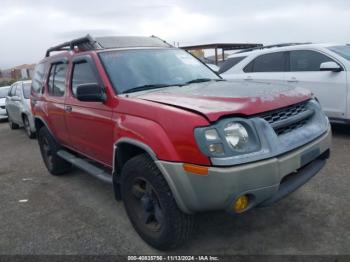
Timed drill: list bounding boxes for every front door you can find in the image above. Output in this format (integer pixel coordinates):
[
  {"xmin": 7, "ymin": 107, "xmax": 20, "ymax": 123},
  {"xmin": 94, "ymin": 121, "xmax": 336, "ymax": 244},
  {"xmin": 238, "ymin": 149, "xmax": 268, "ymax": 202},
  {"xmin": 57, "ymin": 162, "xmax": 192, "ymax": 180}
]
[
  {"xmin": 64, "ymin": 55, "xmax": 114, "ymax": 166},
  {"xmin": 285, "ymin": 50, "xmax": 348, "ymax": 119}
]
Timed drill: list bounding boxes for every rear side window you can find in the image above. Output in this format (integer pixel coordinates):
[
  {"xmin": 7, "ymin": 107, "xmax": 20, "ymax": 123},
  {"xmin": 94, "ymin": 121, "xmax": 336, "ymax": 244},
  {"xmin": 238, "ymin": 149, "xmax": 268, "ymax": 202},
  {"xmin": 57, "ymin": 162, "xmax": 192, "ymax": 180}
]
[
  {"xmin": 219, "ymin": 56, "xmax": 246, "ymax": 74},
  {"xmin": 71, "ymin": 62, "xmax": 98, "ymax": 97},
  {"xmin": 48, "ymin": 63, "xmax": 67, "ymax": 97},
  {"xmin": 32, "ymin": 63, "xmax": 46, "ymax": 94},
  {"xmin": 244, "ymin": 52, "xmax": 287, "ymax": 73},
  {"xmin": 290, "ymin": 50, "xmax": 333, "ymax": 71}
]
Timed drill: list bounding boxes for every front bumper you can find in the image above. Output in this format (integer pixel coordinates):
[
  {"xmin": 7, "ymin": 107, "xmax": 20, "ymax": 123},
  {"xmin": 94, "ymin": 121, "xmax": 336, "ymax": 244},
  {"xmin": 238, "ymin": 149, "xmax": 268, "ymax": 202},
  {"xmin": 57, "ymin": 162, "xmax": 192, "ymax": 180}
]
[{"xmin": 155, "ymin": 126, "xmax": 331, "ymax": 214}]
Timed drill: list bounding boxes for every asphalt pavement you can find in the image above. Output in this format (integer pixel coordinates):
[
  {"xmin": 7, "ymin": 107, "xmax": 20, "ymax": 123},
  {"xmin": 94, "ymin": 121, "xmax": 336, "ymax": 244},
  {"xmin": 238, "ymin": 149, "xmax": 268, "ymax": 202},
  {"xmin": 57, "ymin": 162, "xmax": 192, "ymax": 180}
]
[{"xmin": 0, "ymin": 120, "xmax": 349, "ymax": 255}]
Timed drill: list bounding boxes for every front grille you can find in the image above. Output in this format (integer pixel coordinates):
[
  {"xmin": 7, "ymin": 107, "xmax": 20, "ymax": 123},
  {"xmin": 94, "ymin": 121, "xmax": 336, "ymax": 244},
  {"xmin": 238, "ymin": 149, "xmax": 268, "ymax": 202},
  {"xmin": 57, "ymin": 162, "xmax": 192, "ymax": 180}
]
[
  {"xmin": 0, "ymin": 106, "xmax": 5, "ymax": 109},
  {"xmin": 258, "ymin": 101, "xmax": 314, "ymax": 135}
]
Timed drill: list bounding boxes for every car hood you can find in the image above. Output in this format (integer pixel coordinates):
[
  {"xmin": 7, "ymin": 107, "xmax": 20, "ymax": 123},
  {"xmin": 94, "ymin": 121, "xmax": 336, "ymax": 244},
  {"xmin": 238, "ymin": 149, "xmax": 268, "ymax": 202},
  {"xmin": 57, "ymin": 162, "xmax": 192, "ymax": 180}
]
[{"xmin": 131, "ymin": 80, "xmax": 312, "ymax": 122}]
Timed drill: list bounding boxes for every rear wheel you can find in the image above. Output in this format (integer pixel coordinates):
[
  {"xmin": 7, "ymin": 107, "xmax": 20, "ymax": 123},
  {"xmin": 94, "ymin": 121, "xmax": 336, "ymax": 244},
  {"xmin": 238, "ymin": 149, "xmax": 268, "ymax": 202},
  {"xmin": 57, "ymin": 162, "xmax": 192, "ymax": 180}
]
[
  {"xmin": 38, "ymin": 126, "xmax": 71, "ymax": 175},
  {"xmin": 23, "ymin": 115, "xmax": 35, "ymax": 139},
  {"xmin": 121, "ymin": 154, "xmax": 194, "ymax": 250}
]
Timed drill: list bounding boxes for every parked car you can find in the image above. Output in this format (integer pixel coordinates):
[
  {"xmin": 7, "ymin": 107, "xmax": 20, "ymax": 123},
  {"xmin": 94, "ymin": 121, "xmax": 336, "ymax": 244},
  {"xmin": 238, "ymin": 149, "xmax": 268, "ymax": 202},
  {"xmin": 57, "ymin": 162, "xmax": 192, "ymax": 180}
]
[
  {"xmin": 0, "ymin": 86, "xmax": 11, "ymax": 120},
  {"xmin": 220, "ymin": 43, "xmax": 350, "ymax": 124},
  {"xmin": 32, "ymin": 35, "xmax": 331, "ymax": 250},
  {"xmin": 5, "ymin": 80, "xmax": 36, "ymax": 138}
]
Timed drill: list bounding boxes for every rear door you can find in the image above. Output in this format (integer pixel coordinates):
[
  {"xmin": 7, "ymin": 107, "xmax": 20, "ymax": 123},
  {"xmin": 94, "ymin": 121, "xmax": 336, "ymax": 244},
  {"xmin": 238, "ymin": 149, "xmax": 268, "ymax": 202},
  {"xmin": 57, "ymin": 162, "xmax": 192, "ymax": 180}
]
[
  {"xmin": 44, "ymin": 60, "xmax": 70, "ymax": 143},
  {"xmin": 285, "ymin": 50, "xmax": 347, "ymax": 119},
  {"xmin": 241, "ymin": 51, "xmax": 287, "ymax": 84},
  {"xmin": 64, "ymin": 55, "xmax": 114, "ymax": 166}
]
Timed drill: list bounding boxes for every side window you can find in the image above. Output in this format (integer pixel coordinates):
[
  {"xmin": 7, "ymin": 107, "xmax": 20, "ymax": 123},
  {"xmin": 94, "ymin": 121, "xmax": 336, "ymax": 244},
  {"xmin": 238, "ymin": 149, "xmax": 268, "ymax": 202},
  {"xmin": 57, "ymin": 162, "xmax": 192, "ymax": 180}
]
[
  {"xmin": 290, "ymin": 50, "xmax": 334, "ymax": 72},
  {"xmin": 71, "ymin": 61, "xmax": 98, "ymax": 97},
  {"xmin": 32, "ymin": 63, "xmax": 46, "ymax": 94},
  {"xmin": 219, "ymin": 56, "xmax": 246, "ymax": 74},
  {"xmin": 9, "ymin": 85, "xmax": 17, "ymax": 97},
  {"xmin": 48, "ymin": 63, "xmax": 67, "ymax": 97},
  {"xmin": 244, "ymin": 52, "xmax": 287, "ymax": 73}
]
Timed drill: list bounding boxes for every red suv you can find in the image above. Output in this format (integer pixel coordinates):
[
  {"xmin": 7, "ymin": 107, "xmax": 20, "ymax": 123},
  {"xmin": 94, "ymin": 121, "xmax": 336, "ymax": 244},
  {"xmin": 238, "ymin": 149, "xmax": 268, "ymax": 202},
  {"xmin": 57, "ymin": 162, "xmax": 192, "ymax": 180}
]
[{"xmin": 31, "ymin": 35, "xmax": 331, "ymax": 250}]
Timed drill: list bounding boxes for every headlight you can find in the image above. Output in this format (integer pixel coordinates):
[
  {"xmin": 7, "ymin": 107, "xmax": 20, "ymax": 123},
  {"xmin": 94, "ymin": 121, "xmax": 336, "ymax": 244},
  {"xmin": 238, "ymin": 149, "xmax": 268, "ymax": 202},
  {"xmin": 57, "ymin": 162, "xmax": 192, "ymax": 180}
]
[
  {"xmin": 224, "ymin": 122, "xmax": 249, "ymax": 149},
  {"xmin": 194, "ymin": 118, "xmax": 261, "ymax": 160}
]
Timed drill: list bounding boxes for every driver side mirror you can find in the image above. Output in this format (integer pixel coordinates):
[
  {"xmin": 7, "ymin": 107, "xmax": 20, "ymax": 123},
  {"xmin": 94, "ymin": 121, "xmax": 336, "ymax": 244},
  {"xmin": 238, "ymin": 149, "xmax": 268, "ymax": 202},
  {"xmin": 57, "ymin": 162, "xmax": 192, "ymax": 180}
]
[
  {"xmin": 320, "ymin": 61, "xmax": 342, "ymax": 72},
  {"xmin": 76, "ymin": 83, "xmax": 106, "ymax": 102}
]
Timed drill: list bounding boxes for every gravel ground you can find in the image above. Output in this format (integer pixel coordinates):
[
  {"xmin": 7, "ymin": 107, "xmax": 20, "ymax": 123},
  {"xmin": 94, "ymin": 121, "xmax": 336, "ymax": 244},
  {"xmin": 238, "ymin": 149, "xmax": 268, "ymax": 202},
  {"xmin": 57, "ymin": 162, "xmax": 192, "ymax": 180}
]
[{"xmin": 0, "ymin": 120, "xmax": 349, "ymax": 255}]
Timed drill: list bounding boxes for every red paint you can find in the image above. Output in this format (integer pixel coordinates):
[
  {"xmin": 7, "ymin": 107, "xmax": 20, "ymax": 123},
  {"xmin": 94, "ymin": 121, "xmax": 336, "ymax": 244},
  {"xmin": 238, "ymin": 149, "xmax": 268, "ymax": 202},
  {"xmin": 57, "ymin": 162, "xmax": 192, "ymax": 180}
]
[{"xmin": 32, "ymin": 50, "xmax": 311, "ymax": 168}]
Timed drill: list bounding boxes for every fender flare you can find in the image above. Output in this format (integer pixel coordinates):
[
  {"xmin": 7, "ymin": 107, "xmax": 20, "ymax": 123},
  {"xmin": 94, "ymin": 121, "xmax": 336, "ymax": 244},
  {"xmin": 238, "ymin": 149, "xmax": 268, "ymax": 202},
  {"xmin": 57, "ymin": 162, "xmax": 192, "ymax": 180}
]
[
  {"xmin": 112, "ymin": 138, "xmax": 190, "ymax": 213},
  {"xmin": 33, "ymin": 116, "xmax": 57, "ymax": 142}
]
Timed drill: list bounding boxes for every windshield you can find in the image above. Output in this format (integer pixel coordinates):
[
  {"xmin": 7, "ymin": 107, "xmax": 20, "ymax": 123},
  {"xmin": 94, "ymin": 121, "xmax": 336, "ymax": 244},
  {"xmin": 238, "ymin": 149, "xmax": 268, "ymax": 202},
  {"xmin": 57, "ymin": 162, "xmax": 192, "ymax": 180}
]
[
  {"xmin": 0, "ymin": 87, "xmax": 10, "ymax": 98},
  {"xmin": 23, "ymin": 83, "xmax": 31, "ymax": 99},
  {"xmin": 328, "ymin": 45, "xmax": 350, "ymax": 61},
  {"xmin": 99, "ymin": 49, "xmax": 220, "ymax": 94}
]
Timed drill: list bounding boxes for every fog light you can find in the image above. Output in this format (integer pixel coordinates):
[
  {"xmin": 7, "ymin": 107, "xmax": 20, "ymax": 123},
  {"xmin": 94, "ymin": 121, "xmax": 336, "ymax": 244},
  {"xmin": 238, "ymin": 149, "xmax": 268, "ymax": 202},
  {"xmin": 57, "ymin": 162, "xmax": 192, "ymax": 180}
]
[{"xmin": 234, "ymin": 195, "xmax": 249, "ymax": 213}]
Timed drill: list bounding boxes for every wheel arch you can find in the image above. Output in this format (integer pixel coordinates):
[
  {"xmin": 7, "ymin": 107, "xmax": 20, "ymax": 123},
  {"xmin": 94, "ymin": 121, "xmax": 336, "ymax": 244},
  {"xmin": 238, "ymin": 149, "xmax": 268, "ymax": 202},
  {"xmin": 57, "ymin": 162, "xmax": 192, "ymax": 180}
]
[
  {"xmin": 112, "ymin": 138, "xmax": 158, "ymax": 200},
  {"xmin": 34, "ymin": 116, "xmax": 56, "ymax": 142}
]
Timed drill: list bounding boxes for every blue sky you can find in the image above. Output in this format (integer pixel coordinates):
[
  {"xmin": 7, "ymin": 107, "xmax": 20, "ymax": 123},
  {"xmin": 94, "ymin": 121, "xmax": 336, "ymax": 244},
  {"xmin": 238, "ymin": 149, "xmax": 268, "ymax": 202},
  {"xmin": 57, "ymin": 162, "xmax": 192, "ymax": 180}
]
[{"xmin": 0, "ymin": 0, "xmax": 349, "ymax": 68}]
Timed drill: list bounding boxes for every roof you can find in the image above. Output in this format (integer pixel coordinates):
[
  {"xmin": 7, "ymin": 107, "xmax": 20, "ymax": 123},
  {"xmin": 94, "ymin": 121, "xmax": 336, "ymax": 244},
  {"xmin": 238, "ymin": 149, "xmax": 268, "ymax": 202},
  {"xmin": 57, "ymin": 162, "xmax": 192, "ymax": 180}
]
[
  {"xmin": 181, "ymin": 43, "xmax": 262, "ymax": 51},
  {"xmin": 95, "ymin": 36, "xmax": 172, "ymax": 49},
  {"xmin": 228, "ymin": 43, "xmax": 348, "ymax": 58},
  {"xmin": 45, "ymin": 34, "xmax": 172, "ymax": 57}
]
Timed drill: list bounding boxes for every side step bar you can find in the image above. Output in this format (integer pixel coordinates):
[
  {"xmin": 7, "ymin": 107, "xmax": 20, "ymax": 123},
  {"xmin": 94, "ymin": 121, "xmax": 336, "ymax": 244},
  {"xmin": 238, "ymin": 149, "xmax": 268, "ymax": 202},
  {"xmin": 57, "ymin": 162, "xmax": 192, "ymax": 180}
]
[{"xmin": 57, "ymin": 150, "xmax": 112, "ymax": 184}]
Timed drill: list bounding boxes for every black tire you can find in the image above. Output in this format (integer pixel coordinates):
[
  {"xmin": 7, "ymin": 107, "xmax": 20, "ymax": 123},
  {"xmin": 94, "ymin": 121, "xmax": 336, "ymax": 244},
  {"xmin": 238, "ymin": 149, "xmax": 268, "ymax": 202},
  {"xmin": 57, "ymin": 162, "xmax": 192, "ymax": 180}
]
[
  {"xmin": 121, "ymin": 154, "xmax": 194, "ymax": 250},
  {"xmin": 37, "ymin": 126, "xmax": 71, "ymax": 175},
  {"xmin": 8, "ymin": 112, "xmax": 19, "ymax": 130},
  {"xmin": 23, "ymin": 115, "xmax": 36, "ymax": 139}
]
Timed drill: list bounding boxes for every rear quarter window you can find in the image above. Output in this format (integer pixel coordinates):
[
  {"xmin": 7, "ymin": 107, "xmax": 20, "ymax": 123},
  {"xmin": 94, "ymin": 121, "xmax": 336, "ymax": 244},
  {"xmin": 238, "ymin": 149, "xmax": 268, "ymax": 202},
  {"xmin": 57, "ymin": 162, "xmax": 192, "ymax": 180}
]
[{"xmin": 219, "ymin": 56, "xmax": 246, "ymax": 74}]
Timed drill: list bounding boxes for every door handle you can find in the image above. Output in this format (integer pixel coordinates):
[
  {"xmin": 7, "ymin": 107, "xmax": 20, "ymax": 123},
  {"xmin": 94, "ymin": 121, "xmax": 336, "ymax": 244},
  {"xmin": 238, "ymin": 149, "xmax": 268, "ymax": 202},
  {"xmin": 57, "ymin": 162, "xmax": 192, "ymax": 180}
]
[
  {"xmin": 244, "ymin": 76, "xmax": 253, "ymax": 81},
  {"xmin": 287, "ymin": 77, "xmax": 298, "ymax": 83},
  {"xmin": 65, "ymin": 105, "xmax": 72, "ymax": 112}
]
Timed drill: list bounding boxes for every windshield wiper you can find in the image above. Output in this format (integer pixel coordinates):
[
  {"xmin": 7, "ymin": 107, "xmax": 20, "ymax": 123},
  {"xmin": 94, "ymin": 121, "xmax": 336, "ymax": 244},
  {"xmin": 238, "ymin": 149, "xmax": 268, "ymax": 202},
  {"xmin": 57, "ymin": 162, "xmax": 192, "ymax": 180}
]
[
  {"xmin": 184, "ymin": 78, "xmax": 224, "ymax": 84},
  {"xmin": 123, "ymin": 84, "xmax": 176, "ymax": 94}
]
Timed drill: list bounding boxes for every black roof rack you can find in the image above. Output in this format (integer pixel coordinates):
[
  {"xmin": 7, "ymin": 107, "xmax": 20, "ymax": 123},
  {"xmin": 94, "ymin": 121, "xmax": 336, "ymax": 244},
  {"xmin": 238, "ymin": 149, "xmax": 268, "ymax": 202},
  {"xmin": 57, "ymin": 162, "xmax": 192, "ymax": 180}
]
[
  {"xmin": 234, "ymin": 42, "xmax": 312, "ymax": 54},
  {"xmin": 45, "ymin": 34, "xmax": 173, "ymax": 57}
]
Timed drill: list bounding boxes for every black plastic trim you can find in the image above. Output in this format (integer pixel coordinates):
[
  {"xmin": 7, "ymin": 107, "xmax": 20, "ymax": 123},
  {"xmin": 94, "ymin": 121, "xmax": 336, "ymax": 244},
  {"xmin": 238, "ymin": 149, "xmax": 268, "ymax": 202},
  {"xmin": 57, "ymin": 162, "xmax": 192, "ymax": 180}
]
[{"xmin": 258, "ymin": 150, "xmax": 330, "ymax": 207}]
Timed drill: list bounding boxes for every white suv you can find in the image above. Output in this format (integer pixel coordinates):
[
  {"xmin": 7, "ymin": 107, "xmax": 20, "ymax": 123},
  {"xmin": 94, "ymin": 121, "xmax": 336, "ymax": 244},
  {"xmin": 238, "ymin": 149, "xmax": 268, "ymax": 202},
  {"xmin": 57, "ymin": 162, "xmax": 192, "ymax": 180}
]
[{"xmin": 220, "ymin": 43, "xmax": 350, "ymax": 123}]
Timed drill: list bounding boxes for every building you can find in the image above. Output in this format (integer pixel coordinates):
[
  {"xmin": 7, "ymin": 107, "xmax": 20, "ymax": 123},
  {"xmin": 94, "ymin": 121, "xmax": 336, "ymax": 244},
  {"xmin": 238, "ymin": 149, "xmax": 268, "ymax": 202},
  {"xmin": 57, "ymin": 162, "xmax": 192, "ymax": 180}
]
[{"xmin": 0, "ymin": 64, "xmax": 35, "ymax": 81}]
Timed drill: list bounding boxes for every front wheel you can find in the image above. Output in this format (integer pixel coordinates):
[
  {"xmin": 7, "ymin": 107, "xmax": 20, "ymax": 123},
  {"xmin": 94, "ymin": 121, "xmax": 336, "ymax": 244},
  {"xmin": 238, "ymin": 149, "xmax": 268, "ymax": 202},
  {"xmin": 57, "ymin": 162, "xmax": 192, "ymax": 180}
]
[{"xmin": 121, "ymin": 154, "xmax": 194, "ymax": 250}]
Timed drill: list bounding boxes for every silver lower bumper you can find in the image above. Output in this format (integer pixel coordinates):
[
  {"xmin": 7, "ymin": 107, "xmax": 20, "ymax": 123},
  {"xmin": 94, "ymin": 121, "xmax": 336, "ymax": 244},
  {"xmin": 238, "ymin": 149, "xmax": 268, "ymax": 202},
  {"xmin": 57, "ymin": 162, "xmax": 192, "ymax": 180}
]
[{"xmin": 155, "ymin": 127, "xmax": 332, "ymax": 214}]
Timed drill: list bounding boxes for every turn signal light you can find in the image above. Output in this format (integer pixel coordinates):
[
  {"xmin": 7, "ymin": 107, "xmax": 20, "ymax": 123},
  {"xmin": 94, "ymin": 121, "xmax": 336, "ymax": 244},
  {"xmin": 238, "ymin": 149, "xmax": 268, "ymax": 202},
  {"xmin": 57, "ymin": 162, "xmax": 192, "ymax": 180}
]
[
  {"xmin": 234, "ymin": 195, "xmax": 249, "ymax": 213},
  {"xmin": 183, "ymin": 164, "xmax": 209, "ymax": 176}
]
